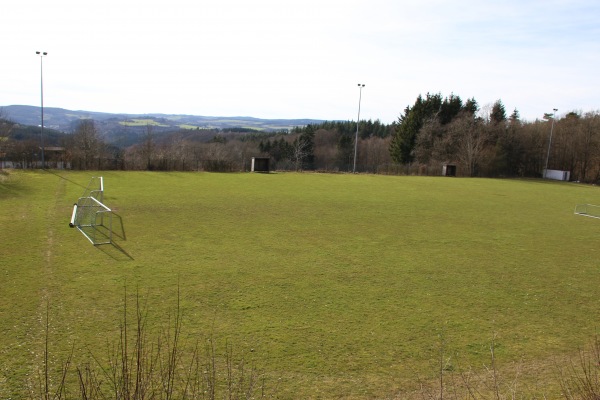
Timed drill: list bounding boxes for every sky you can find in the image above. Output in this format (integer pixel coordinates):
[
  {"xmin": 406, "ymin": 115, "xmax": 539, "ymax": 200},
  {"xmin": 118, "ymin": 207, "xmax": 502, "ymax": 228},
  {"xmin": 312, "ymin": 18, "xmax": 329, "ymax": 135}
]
[{"xmin": 2, "ymin": 0, "xmax": 600, "ymax": 124}]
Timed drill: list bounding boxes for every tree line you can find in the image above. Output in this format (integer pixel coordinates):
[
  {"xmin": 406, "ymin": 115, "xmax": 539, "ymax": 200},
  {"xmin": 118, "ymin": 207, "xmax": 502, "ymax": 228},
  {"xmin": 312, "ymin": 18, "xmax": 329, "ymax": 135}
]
[
  {"xmin": 388, "ymin": 93, "xmax": 600, "ymax": 182},
  {"xmin": 1, "ymin": 95, "xmax": 599, "ymax": 183}
]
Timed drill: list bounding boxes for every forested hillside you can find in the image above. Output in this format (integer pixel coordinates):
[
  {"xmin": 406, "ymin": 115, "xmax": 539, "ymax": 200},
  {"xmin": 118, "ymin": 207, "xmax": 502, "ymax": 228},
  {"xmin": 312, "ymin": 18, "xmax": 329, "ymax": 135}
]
[{"xmin": 1, "ymin": 94, "xmax": 599, "ymax": 182}]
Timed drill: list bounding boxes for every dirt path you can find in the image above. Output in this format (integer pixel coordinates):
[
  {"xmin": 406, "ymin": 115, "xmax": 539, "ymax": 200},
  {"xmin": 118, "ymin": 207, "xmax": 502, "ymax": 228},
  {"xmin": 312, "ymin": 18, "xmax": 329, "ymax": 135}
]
[{"xmin": 27, "ymin": 175, "xmax": 67, "ymax": 396}]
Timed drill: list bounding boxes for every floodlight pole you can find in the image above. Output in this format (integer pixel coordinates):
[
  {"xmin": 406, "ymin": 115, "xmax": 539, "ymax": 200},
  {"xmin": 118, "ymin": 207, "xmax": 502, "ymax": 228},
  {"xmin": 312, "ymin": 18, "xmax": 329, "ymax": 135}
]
[
  {"xmin": 353, "ymin": 83, "xmax": 365, "ymax": 173},
  {"xmin": 36, "ymin": 51, "xmax": 48, "ymax": 169},
  {"xmin": 543, "ymin": 108, "xmax": 558, "ymax": 178}
]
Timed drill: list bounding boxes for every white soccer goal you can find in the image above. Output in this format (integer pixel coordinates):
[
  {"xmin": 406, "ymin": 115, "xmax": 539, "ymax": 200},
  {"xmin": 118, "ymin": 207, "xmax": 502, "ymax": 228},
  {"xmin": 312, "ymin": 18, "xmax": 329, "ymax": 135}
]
[
  {"xmin": 69, "ymin": 176, "xmax": 114, "ymax": 245},
  {"xmin": 574, "ymin": 204, "xmax": 600, "ymax": 219}
]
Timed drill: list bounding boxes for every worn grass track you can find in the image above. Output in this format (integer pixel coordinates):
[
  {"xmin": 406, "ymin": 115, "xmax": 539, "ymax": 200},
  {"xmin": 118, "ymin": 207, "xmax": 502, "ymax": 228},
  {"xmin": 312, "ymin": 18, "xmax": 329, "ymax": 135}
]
[{"xmin": 0, "ymin": 170, "xmax": 599, "ymax": 398}]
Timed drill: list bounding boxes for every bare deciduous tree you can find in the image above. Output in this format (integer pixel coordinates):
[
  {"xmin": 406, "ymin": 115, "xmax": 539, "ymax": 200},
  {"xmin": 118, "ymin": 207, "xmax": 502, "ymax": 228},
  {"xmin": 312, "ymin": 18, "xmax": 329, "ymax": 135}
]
[
  {"xmin": 447, "ymin": 115, "xmax": 488, "ymax": 177},
  {"xmin": 0, "ymin": 109, "xmax": 15, "ymax": 169},
  {"xmin": 359, "ymin": 136, "xmax": 393, "ymax": 173},
  {"xmin": 291, "ymin": 135, "xmax": 312, "ymax": 171},
  {"xmin": 70, "ymin": 119, "xmax": 104, "ymax": 170},
  {"xmin": 314, "ymin": 129, "xmax": 339, "ymax": 171},
  {"xmin": 570, "ymin": 111, "xmax": 600, "ymax": 182},
  {"xmin": 142, "ymin": 124, "xmax": 155, "ymax": 170}
]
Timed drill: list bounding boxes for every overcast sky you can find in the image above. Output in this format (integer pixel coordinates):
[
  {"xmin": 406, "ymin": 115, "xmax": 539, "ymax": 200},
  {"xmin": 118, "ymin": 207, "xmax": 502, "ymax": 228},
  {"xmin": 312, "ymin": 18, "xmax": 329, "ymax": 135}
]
[{"xmin": 2, "ymin": 0, "xmax": 599, "ymax": 123}]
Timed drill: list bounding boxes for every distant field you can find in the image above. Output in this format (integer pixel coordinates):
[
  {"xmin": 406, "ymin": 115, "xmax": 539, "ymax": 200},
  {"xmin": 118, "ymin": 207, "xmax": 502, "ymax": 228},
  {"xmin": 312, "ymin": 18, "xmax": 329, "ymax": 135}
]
[
  {"xmin": 117, "ymin": 118, "xmax": 294, "ymax": 131},
  {"xmin": 119, "ymin": 118, "xmax": 170, "ymax": 127},
  {"xmin": 0, "ymin": 170, "xmax": 599, "ymax": 398}
]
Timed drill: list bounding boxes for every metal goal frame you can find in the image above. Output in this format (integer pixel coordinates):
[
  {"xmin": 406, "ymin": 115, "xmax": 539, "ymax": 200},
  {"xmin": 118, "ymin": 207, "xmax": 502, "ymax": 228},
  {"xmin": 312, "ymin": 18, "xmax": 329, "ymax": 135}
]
[
  {"xmin": 69, "ymin": 176, "xmax": 114, "ymax": 245},
  {"xmin": 574, "ymin": 204, "xmax": 600, "ymax": 219}
]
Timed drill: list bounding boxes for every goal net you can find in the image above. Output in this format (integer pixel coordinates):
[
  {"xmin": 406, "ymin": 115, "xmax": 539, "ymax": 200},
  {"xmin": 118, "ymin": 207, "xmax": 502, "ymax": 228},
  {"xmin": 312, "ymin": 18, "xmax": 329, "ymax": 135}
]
[
  {"xmin": 82, "ymin": 176, "xmax": 105, "ymax": 203},
  {"xmin": 574, "ymin": 204, "xmax": 600, "ymax": 219},
  {"xmin": 69, "ymin": 176, "xmax": 113, "ymax": 245}
]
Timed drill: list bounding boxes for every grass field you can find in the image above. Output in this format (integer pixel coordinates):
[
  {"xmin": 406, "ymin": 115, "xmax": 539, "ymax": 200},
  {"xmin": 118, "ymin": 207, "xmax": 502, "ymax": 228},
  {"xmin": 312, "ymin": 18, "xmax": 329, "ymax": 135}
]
[{"xmin": 1, "ymin": 170, "xmax": 599, "ymax": 398}]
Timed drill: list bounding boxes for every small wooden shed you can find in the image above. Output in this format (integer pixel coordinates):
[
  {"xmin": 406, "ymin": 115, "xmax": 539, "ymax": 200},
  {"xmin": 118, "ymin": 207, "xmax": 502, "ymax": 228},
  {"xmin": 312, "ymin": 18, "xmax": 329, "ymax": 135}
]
[
  {"xmin": 251, "ymin": 157, "xmax": 270, "ymax": 173},
  {"xmin": 442, "ymin": 164, "xmax": 456, "ymax": 177}
]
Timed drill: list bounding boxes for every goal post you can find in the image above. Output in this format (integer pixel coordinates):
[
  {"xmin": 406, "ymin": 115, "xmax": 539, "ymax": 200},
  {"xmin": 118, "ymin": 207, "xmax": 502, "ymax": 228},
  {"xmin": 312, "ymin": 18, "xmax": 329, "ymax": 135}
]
[{"xmin": 69, "ymin": 204, "xmax": 78, "ymax": 228}]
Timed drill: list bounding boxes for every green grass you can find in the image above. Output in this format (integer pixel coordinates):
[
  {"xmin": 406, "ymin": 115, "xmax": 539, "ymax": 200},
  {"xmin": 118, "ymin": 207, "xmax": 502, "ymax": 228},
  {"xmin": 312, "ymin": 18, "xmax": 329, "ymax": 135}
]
[{"xmin": 1, "ymin": 170, "xmax": 599, "ymax": 398}]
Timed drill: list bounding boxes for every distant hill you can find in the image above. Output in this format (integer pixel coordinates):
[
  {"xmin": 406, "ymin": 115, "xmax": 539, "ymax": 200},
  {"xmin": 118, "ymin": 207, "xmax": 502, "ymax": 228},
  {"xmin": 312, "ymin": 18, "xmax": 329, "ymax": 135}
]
[{"xmin": 1, "ymin": 105, "xmax": 324, "ymax": 144}]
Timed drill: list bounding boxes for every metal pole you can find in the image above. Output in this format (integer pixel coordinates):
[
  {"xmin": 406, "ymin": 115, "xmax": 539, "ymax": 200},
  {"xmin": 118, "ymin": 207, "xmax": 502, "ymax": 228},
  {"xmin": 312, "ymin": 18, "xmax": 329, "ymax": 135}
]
[
  {"xmin": 353, "ymin": 83, "xmax": 365, "ymax": 173},
  {"xmin": 36, "ymin": 51, "xmax": 47, "ymax": 169},
  {"xmin": 543, "ymin": 108, "xmax": 558, "ymax": 178}
]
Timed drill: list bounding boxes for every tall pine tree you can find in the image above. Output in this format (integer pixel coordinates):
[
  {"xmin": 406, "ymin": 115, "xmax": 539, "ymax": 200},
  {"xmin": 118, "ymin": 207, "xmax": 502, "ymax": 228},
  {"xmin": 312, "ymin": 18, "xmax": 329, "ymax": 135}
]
[{"xmin": 390, "ymin": 93, "xmax": 443, "ymax": 164}]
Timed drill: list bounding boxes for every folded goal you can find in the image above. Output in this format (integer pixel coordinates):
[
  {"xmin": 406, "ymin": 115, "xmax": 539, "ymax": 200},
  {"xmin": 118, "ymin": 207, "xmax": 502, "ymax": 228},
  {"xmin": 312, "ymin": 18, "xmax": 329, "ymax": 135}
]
[{"xmin": 69, "ymin": 176, "xmax": 113, "ymax": 245}]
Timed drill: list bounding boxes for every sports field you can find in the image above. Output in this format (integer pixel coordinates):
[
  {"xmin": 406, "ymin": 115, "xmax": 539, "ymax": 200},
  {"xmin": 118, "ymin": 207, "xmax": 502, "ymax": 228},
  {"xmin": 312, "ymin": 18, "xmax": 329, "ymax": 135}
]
[{"xmin": 1, "ymin": 170, "xmax": 599, "ymax": 398}]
